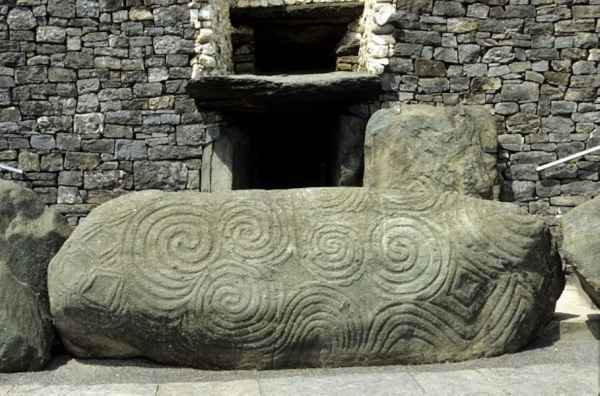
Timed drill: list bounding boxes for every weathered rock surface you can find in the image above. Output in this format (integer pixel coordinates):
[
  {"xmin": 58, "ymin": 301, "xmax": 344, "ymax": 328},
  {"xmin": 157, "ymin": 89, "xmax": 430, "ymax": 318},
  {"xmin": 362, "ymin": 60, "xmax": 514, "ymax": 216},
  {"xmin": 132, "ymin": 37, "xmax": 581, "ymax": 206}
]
[
  {"xmin": 561, "ymin": 196, "xmax": 600, "ymax": 306},
  {"xmin": 186, "ymin": 72, "xmax": 382, "ymax": 113},
  {"xmin": 230, "ymin": 2, "xmax": 363, "ymax": 24},
  {"xmin": 48, "ymin": 186, "xmax": 562, "ymax": 369},
  {"xmin": 364, "ymin": 105, "xmax": 498, "ymax": 198},
  {"xmin": 0, "ymin": 181, "xmax": 71, "ymax": 372}
]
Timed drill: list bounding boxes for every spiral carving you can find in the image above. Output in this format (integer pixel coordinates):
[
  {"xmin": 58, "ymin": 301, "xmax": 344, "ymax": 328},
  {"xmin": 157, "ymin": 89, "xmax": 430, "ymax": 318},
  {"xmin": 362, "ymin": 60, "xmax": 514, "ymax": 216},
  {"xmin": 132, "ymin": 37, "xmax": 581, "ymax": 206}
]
[
  {"xmin": 197, "ymin": 262, "xmax": 283, "ymax": 351},
  {"xmin": 365, "ymin": 302, "xmax": 461, "ymax": 354},
  {"xmin": 124, "ymin": 200, "xmax": 218, "ymax": 317},
  {"xmin": 371, "ymin": 216, "xmax": 450, "ymax": 300},
  {"xmin": 380, "ymin": 178, "xmax": 454, "ymax": 214},
  {"xmin": 304, "ymin": 224, "xmax": 365, "ymax": 285},
  {"xmin": 276, "ymin": 284, "xmax": 365, "ymax": 357},
  {"xmin": 302, "ymin": 188, "xmax": 370, "ymax": 214},
  {"xmin": 220, "ymin": 198, "xmax": 291, "ymax": 268}
]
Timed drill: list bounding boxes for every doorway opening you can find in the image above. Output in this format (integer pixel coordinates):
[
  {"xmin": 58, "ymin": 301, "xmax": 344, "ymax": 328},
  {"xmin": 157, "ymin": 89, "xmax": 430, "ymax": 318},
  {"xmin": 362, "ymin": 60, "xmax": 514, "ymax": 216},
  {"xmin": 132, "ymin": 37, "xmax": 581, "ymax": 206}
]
[
  {"xmin": 230, "ymin": 3, "xmax": 364, "ymax": 75},
  {"xmin": 237, "ymin": 110, "xmax": 340, "ymax": 189}
]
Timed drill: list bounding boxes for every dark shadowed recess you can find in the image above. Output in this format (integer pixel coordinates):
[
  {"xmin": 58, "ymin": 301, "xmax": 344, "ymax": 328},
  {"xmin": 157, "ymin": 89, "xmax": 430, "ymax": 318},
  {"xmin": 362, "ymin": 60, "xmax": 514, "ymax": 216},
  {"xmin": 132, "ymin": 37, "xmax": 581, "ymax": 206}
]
[
  {"xmin": 230, "ymin": 2, "xmax": 363, "ymax": 75},
  {"xmin": 232, "ymin": 109, "xmax": 341, "ymax": 189}
]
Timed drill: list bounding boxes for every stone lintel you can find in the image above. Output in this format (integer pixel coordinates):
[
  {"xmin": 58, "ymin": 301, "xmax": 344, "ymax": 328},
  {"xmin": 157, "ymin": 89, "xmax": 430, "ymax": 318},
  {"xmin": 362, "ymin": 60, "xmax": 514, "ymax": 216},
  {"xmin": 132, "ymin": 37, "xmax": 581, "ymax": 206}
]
[{"xmin": 186, "ymin": 72, "xmax": 382, "ymax": 113}]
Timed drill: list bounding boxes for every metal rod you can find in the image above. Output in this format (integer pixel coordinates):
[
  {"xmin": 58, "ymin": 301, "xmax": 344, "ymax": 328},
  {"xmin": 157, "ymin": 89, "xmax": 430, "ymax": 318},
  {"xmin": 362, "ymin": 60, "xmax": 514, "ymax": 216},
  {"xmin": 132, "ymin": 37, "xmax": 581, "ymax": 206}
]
[
  {"xmin": 0, "ymin": 163, "xmax": 23, "ymax": 174},
  {"xmin": 536, "ymin": 144, "xmax": 600, "ymax": 172}
]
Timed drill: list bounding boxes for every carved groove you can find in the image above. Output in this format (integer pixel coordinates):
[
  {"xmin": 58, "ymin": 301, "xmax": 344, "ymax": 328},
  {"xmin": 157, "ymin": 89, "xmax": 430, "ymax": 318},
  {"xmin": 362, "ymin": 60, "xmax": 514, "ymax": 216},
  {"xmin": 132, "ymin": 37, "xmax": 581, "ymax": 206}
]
[
  {"xmin": 371, "ymin": 215, "xmax": 451, "ymax": 299},
  {"xmin": 304, "ymin": 224, "xmax": 365, "ymax": 285}
]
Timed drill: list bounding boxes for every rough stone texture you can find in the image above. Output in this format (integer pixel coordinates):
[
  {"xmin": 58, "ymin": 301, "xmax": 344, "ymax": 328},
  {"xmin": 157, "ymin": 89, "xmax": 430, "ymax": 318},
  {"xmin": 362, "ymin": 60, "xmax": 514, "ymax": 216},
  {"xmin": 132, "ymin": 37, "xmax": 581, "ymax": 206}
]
[
  {"xmin": 0, "ymin": 180, "xmax": 71, "ymax": 372},
  {"xmin": 3, "ymin": 0, "xmax": 600, "ymax": 225},
  {"xmin": 561, "ymin": 196, "xmax": 600, "ymax": 306},
  {"xmin": 333, "ymin": 113, "xmax": 368, "ymax": 186},
  {"xmin": 364, "ymin": 105, "xmax": 497, "ymax": 198},
  {"xmin": 374, "ymin": 0, "xmax": 600, "ymax": 224},
  {"xmin": 48, "ymin": 187, "xmax": 562, "ymax": 369},
  {"xmin": 0, "ymin": 0, "xmax": 211, "ymax": 225},
  {"xmin": 187, "ymin": 72, "xmax": 382, "ymax": 113}
]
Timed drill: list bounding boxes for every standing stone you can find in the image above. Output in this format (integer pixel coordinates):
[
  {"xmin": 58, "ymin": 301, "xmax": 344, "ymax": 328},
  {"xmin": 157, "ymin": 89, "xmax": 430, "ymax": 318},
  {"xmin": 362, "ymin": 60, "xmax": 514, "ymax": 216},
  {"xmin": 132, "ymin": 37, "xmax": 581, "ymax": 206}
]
[
  {"xmin": 561, "ymin": 196, "xmax": 600, "ymax": 306},
  {"xmin": 364, "ymin": 105, "xmax": 497, "ymax": 198},
  {"xmin": 0, "ymin": 181, "xmax": 71, "ymax": 372},
  {"xmin": 48, "ymin": 187, "xmax": 562, "ymax": 369}
]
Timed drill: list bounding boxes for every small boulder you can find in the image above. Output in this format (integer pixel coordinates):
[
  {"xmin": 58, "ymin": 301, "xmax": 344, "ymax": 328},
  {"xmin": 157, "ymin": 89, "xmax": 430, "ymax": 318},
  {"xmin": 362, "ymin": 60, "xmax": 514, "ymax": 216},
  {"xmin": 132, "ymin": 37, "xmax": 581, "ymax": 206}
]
[
  {"xmin": 364, "ymin": 104, "xmax": 497, "ymax": 198},
  {"xmin": 0, "ymin": 180, "xmax": 71, "ymax": 372}
]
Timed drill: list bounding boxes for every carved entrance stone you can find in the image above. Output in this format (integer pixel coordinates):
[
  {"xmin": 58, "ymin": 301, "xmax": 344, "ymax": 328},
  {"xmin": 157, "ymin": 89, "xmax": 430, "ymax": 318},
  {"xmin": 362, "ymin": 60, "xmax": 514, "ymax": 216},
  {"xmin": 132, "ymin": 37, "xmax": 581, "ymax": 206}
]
[{"xmin": 48, "ymin": 186, "xmax": 562, "ymax": 369}]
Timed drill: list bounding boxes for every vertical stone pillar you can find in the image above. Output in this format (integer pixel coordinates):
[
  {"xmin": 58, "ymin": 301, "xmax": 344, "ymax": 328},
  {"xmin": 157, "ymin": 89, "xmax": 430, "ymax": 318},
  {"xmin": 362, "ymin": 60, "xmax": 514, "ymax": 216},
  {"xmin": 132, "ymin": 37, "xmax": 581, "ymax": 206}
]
[
  {"xmin": 200, "ymin": 126, "xmax": 249, "ymax": 191},
  {"xmin": 190, "ymin": 0, "xmax": 235, "ymax": 191}
]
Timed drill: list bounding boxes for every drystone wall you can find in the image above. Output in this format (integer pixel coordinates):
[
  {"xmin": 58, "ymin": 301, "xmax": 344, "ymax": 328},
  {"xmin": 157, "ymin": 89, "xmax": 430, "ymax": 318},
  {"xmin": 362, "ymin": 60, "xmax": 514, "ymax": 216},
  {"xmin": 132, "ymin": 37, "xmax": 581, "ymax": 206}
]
[
  {"xmin": 0, "ymin": 0, "xmax": 218, "ymax": 225},
  {"xmin": 375, "ymin": 0, "xmax": 600, "ymax": 225},
  {"xmin": 2, "ymin": 0, "xmax": 600, "ymax": 225}
]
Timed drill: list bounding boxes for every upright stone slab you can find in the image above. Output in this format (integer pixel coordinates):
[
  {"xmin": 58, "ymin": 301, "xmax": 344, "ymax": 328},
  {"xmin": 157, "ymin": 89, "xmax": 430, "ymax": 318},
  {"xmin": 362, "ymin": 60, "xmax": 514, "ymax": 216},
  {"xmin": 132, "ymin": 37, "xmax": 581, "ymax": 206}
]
[
  {"xmin": 48, "ymin": 186, "xmax": 562, "ymax": 369},
  {"xmin": 0, "ymin": 181, "xmax": 71, "ymax": 372},
  {"xmin": 364, "ymin": 105, "xmax": 497, "ymax": 198},
  {"xmin": 561, "ymin": 196, "xmax": 600, "ymax": 306}
]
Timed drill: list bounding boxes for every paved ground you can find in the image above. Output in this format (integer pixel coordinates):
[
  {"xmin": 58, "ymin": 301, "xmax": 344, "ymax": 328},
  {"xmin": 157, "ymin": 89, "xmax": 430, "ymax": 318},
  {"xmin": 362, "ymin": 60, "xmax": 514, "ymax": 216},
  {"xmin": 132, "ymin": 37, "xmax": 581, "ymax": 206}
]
[
  {"xmin": 0, "ymin": 319, "xmax": 597, "ymax": 395},
  {"xmin": 1, "ymin": 277, "xmax": 598, "ymax": 395}
]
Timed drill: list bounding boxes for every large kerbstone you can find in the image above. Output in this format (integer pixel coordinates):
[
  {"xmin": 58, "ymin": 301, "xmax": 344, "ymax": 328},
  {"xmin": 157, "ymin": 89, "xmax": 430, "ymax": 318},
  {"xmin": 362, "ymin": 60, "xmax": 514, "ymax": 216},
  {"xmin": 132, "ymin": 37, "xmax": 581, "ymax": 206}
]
[
  {"xmin": 561, "ymin": 196, "xmax": 600, "ymax": 306},
  {"xmin": 364, "ymin": 105, "xmax": 497, "ymax": 198},
  {"xmin": 0, "ymin": 181, "xmax": 71, "ymax": 372},
  {"xmin": 48, "ymin": 187, "xmax": 562, "ymax": 369}
]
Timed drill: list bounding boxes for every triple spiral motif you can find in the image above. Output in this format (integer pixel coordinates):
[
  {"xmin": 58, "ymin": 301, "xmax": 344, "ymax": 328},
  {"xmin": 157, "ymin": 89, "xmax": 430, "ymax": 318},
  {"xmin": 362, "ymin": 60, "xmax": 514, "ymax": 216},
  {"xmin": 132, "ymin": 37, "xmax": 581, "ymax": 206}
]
[{"xmin": 118, "ymin": 190, "xmax": 455, "ymax": 356}]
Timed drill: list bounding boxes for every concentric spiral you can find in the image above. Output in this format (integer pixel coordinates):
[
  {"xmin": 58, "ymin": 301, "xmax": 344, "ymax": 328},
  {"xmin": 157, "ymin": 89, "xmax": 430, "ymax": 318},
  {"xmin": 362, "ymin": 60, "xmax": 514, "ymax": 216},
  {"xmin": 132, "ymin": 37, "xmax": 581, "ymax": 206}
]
[
  {"xmin": 220, "ymin": 198, "xmax": 291, "ymax": 267},
  {"xmin": 124, "ymin": 200, "xmax": 218, "ymax": 317},
  {"xmin": 371, "ymin": 215, "xmax": 450, "ymax": 299},
  {"xmin": 197, "ymin": 262, "xmax": 283, "ymax": 351},
  {"xmin": 304, "ymin": 224, "xmax": 365, "ymax": 285}
]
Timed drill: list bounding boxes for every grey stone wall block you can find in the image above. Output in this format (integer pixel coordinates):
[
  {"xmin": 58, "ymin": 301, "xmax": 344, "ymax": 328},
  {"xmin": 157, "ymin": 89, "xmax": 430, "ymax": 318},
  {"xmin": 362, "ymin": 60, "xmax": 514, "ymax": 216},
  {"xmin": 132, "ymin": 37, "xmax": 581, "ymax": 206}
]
[
  {"xmin": 48, "ymin": 0, "xmax": 75, "ymax": 18},
  {"xmin": 7, "ymin": 8, "xmax": 36, "ymax": 30},
  {"xmin": 500, "ymin": 82, "xmax": 540, "ymax": 102},
  {"xmin": 74, "ymin": 113, "xmax": 104, "ymax": 135},
  {"xmin": 115, "ymin": 139, "xmax": 146, "ymax": 160},
  {"xmin": 36, "ymin": 27, "xmax": 66, "ymax": 43}
]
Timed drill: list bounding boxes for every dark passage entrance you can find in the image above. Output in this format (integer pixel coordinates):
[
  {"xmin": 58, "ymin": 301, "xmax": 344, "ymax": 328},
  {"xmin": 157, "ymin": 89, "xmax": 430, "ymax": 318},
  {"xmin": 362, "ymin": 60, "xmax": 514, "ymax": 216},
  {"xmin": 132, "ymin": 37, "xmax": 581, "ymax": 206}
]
[
  {"xmin": 236, "ymin": 110, "xmax": 339, "ymax": 189},
  {"xmin": 253, "ymin": 23, "xmax": 348, "ymax": 74},
  {"xmin": 230, "ymin": 2, "xmax": 364, "ymax": 75}
]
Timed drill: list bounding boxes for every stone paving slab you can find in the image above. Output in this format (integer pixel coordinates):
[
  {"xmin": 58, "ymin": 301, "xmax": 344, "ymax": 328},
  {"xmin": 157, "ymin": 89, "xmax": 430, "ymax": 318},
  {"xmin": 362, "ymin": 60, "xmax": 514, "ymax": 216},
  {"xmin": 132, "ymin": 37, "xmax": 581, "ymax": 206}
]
[
  {"xmin": 0, "ymin": 320, "xmax": 597, "ymax": 395},
  {"xmin": 156, "ymin": 380, "xmax": 261, "ymax": 396},
  {"xmin": 411, "ymin": 368, "xmax": 502, "ymax": 395},
  {"xmin": 5, "ymin": 384, "xmax": 157, "ymax": 396},
  {"xmin": 481, "ymin": 365, "xmax": 598, "ymax": 396},
  {"xmin": 2, "ymin": 364, "xmax": 597, "ymax": 396},
  {"xmin": 257, "ymin": 371, "xmax": 424, "ymax": 396}
]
